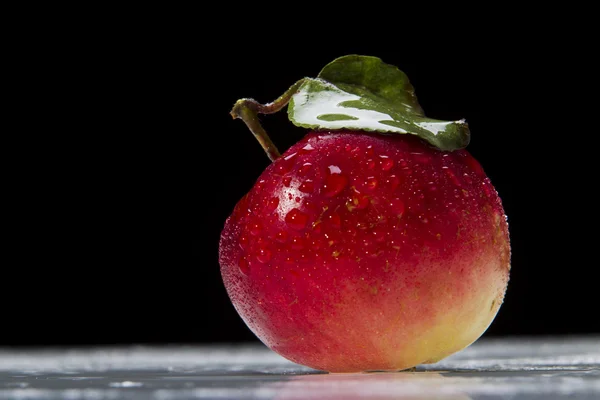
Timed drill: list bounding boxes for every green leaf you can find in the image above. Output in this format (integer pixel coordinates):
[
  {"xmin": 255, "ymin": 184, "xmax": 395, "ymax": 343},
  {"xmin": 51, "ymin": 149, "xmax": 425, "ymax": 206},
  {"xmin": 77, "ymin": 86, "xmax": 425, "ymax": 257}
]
[{"xmin": 287, "ymin": 55, "xmax": 470, "ymax": 151}]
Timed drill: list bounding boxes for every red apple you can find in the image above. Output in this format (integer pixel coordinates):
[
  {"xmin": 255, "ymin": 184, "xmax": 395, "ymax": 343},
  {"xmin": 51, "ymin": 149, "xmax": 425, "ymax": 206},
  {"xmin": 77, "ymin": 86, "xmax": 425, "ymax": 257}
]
[
  {"xmin": 219, "ymin": 55, "xmax": 510, "ymax": 372},
  {"xmin": 219, "ymin": 131, "xmax": 509, "ymax": 372}
]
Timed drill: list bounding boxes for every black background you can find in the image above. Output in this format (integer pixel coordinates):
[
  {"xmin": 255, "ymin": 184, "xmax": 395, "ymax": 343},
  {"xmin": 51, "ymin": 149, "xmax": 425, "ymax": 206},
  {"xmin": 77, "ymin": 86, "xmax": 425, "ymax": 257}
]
[{"xmin": 6, "ymin": 15, "xmax": 598, "ymax": 346}]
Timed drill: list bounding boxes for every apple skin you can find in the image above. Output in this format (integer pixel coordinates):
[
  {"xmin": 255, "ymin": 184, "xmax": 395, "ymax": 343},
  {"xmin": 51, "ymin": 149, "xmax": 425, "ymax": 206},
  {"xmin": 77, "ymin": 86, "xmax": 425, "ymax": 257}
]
[{"xmin": 219, "ymin": 131, "xmax": 510, "ymax": 372}]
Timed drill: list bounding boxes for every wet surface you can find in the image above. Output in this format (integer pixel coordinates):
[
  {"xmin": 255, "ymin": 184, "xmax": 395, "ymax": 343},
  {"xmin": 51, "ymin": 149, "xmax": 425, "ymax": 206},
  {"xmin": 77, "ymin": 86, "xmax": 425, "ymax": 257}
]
[{"xmin": 0, "ymin": 337, "xmax": 598, "ymax": 399}]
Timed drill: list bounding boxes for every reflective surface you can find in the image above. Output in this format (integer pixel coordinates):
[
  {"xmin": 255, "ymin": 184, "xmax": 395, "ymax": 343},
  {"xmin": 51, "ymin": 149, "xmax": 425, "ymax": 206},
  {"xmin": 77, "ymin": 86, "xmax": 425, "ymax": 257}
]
[{"xmin": 1, "ymin": 337, "xmax": 598, "ymax": 399}]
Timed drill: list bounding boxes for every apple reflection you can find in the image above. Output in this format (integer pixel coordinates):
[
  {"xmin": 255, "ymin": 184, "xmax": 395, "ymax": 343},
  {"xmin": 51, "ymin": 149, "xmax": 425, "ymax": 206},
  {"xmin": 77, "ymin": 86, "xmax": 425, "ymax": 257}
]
[{"xmin": 269, "ymin": 371, "xmax": 472, "ymax": 400}]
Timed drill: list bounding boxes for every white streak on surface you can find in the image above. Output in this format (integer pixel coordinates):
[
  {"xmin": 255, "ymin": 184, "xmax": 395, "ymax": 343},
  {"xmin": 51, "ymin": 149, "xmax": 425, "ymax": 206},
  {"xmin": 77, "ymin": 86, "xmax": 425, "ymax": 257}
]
[
  {"xmin": 0, "ymin": 338, "xmax": 598, "ymax": 399},
  {"xmin": 291, "ymin": 82, "xmax": 408, "ymax": 133}
]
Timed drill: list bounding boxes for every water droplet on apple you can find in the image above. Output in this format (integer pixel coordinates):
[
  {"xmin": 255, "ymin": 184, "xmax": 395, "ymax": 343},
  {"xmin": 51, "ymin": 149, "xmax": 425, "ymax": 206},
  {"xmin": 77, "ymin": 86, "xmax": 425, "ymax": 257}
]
[
  {"xmin": 323, "ymin": 173, "xmax": 348, "ymax": 197},
  {"xmin": 328, "ymin": 165, "xmax": 342, "ymax": 174},
  {"xmin": 266, "ymin": 197, "xmax": 279, "ymax": 212},
  {"xmin": 283, "ymin": 176, "xmax": 292, "ymax": 187},
  {"xmin": 298, "ymin": 163, "xmax": 313, "ymax": 176},
  {"xmin": 356, "ymin": 221, "xmax": 368, "ymax": 230},
  {"xmin": 463, "ymin": 173, "xmax": 473, "ymax": 185},
  {"xmin": 249, "ymin": 223, "xmax": 262, "ymax": 236},
  {"xmin": 412, "ymin": 152, "xmax": 431, "ymax": 164},
  {"xmin": 352, "ymin": 195, "xmax": 369, "ymax": 210},
  {"xmin": 275, "ymin": 231, "xmax": 288, "ymax": 243},
  {"xmin": 301, "ymin": 144, "xmax": 314, "ymax": 152},
  {"xmin": 372, "ymin": 228, "xmax": 386, "ymax": 243},
  {"xmin": 307, "ymin": 233, "xmax": 322, "ymax": 250},
  {"xmin": 445, "ymin": 169, "xmax": 462, "ymax": 187},
  {"xmin": 386, "ymin": 175, "xmax": 400, "ymax": 191},
  {"xmin": 285, "ymin": 208, "xmax": 309, "ymax": 230},
  {"xmin": 380, "ymin": 156, "xmax": 394, "ymax": 171},
  {"xmin": 276, "ymin": 155, "xmax": 296, "ymax": 174},
  {"xmin": 256, "ymin": 247, "xmax": 272, "ymax": 263},
  {"xmin": 299, "ymin": 180, "xmax": 314, "ymax": 193},
  {"xmin": 284, "ymin": 152, "xmax": 297, "ymax": 161},
  {"xmin": 365, "ymin": 177, "xmax": 378, "ymax": 192},
  {"xmin": 366, "ymin": 159, "xmax": 375, "ymax": 169},
  {"xmin": 482, "ymin": 180, "xmax": 493, "ymax": 197},
  {"xmin": 390, "ymin": 198, "xmax": 405, "ymax": 216},
  {"xmin": 239, "ymin": 257, "xmax": 250, "ymax": 275},
  {"xmin": 326, "ymin": 212, "xmax": 341, "ymax": 229},
  {"xmin": 312, "ymin": 221, "xmax": 322, "ymax": 233},
  {"xmin": 239, "ymin": 235, "xmax": 248, "ymax": 249},
  {"xmin": 464, "ymin": 154, "xmax": 485, "ymax": 176},
  {"xmin": 291, "ymin": 236, "xmax": 305, "ymax": 250}
]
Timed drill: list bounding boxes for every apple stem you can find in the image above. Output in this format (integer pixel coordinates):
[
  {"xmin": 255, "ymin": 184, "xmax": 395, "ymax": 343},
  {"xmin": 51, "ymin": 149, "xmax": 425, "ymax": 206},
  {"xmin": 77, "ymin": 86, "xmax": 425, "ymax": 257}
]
[{"xmin": 230, "ymin": 79, "xmax": 306, "ymax": 162}]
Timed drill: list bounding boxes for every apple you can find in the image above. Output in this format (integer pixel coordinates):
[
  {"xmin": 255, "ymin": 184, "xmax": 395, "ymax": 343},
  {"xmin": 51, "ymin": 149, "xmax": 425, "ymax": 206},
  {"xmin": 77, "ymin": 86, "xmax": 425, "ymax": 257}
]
[{"xmin": 219, "ymin": 55, "xmax": 510, "ymax": 372}]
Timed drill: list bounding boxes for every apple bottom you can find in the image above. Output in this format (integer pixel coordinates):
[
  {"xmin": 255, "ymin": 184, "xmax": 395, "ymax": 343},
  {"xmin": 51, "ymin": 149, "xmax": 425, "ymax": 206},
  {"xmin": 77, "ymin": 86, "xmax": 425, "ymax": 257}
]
[{"xmin": 228, "ymin": 244, "xmax": 508, "ymax": 373}]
